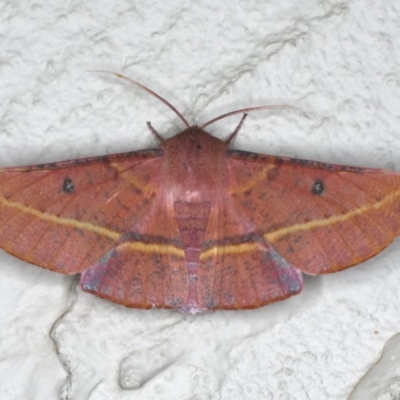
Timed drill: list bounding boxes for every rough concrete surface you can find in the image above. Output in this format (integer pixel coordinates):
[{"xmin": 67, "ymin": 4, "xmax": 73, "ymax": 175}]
[{"xmin": 1, "ymin": 1, "xmax": 400, "ymax": 399}]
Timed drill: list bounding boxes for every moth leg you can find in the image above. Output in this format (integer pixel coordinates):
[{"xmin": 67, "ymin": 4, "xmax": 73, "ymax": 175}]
[
  {"xmin": 225, "ymin": 113, "xmax": 248, "ymax": 145},
  {"xmin": 146, "ymin": 121, "xmax": 165, "ymax": 143}
]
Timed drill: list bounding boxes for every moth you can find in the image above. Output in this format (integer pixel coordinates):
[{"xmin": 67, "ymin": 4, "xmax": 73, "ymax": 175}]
[{"xmin": 1, "ymin": 72, "xmax": 400, "ymax": 313}]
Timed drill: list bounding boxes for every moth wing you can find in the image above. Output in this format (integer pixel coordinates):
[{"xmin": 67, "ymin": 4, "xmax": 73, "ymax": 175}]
[
  {"xmin": 0, "ymin": 151, "xmax": 163, "ymax": 274},
  {"xmin": 227, "ymin": 151, "xmax": 400, "ymax": 275},
  {"xmin": 80, "ymin": 198, "xmax": 189, "ymax": 310},
  {"xmin": 196, "ymin": 196, "xmax": 303, "ymax": 310}
]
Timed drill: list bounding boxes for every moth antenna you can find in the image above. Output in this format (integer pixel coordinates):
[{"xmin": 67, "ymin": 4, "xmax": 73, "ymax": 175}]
[
  {"xmin": 201, "ymin": 105, "xmax": 299, "ymax": 129},
  {"xmin": 91, "ymin": 70, "xmax": 191, "ymax": 129}
]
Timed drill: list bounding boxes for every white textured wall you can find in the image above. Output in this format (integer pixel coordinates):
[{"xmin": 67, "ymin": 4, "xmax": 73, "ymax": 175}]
[{"xmin": 1, "ymin": 1, "xmax": 400, "ymax": 399}]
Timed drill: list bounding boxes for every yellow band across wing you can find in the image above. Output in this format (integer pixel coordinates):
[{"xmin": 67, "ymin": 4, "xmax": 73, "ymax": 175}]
[
  {"xmin": 0, "ymin": 195, "xmax": 121, "ymax": 241},
  {"xmin": 202, "ymin": 188, "xmax": 400, "ymax": 258},
  {"xmin": 0, "ymin": 195, "xmax": 185, "ymax": 257},
  {"xmin": 200, "ymin": 242, "xmax": 261, "ymax": 260},
  {"xmin": 118, "ymin": 241, "xmax": 185, "ymax": 257},
  {"xmin": 264, "ymin": 188, "xmax": 400, "ymax": 242},
  {"xmin": 1, "ymin": 187, "xmax": 399, "ymax": 260}
]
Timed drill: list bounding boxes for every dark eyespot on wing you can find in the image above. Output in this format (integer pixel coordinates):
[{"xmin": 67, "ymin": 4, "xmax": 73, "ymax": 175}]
[
  {"xmin": 63, "ymin": 177, "xmax": 75, "ymax": 193},
  {"xmin": 312, "ymin": 178, "xmax": 324, "ymax": 195}
]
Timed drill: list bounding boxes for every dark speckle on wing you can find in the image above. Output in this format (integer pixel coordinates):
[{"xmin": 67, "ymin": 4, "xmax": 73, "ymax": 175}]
[{"xmin": 62, "ymin": 177, "xmax": 75, "ymax": 193}]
